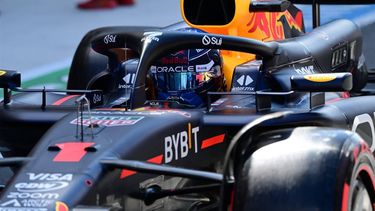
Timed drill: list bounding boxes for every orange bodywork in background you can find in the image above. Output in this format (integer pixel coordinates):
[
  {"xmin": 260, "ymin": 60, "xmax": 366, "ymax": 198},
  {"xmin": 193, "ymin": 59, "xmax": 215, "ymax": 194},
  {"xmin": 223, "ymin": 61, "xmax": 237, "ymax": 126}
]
[{"xmin": 180, "ymin": 0, "xmax": 304, "ymax": 89}]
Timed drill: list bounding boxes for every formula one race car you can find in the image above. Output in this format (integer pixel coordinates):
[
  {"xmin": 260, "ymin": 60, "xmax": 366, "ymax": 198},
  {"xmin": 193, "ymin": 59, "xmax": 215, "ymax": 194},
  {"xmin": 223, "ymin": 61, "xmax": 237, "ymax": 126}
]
[{"xmin": 0, "ymin": 0, "xmax": 374, "ymax": 210}]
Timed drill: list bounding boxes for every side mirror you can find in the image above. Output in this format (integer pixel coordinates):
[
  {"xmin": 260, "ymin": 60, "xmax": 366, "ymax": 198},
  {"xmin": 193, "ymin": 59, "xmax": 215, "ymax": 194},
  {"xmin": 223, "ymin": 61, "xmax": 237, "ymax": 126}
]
[
  {"xmin": 290, "ymin": 73, "xmax": 352, "ymax": 92},
  {"xmin": 250, "ymin": 0, "xmax": 291, "ymax": 12},
  {"xmin": 0, "ymin": 69, "xmax": 21, "ymax": 105},
  {"xmin": 0, "ymin": 70, "xmax": 21, "ymax": 88}
]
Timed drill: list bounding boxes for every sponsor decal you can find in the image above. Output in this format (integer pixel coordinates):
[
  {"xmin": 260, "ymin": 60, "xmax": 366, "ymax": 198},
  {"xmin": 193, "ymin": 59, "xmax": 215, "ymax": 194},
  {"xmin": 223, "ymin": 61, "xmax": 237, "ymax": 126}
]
[
  {"xmin": 122, "ymin": 73, "xmax": 135, "ymax": 84},
  {"xmin": 103, "ymin": 34, "xmax": 117, "ymax": 44},
  {"xmin": 92, "ymin": 93, "xmax": 102, "ymax": 104},
  {"xmin": 27, "ymin": 173, "xmax": 73, "ymax": 181},
  {"xmin": 23, "ymin": 199, "xmax": 52, "ymax": 208},
  {"xmin": 160, "ymin": 55, "xmax": 188, "ymax": 65},
  {"xmin": 70, "ymin": 115, "xmax": 144, "ymax": 127},
  {"xmin": 0, "ymin": 71, "xmax": 6, "ymax": 77},
  {"xmin": 165, "ymin": 124, "xmax": 199, "ymax": 163},
  {"xmin": 166, "ymin": 130, "xmax": 225, "ymax": 163},
  {"xmin": 295, "ymin": 65, "xmax": 315, "ymax": 74},
  {"xmin": 0, "ymin": 197, "xmax": 51, "ymax": 211},
  {"xmin": 92, "ymin": 110, "xmax": 191, "ymax": 118},
  {"xmin": 0, "ymin": 199, "xmax": 21, "ymax": 207},
  {"xmin": 1, "ymin": 199, "xmax": 54, "ymax": 208},
  {"xmin": 0, "ymin": 173, "xmax": 73, "ymax": 209},
  {"xmin": 142, "ymin": 32, "xmax": 163, "ymax": 44},
  {"xmin": 55, "ymin": 201, "xmax": 68, "ymax": 211},
  {"xmin": 7, "ymin": 192, "xmax": 59, "ymax": 200},
  {"xmin": 121, "ymin": 131, "xmax": 225, "ymax": 179},
  {"xmin": 237, "ymin": 75, "xmax": 253, "ymax": 86},
  {"xmin": 151, "ymin": 66, "xmax": 195, "ymax": 73},
  {"xmin": 14, "ymin": 182, "xmax": 68, "ymax": 193},
  {"xmin": 232, "ymin": 74, "xmax": 255, "ymax": 92},
  {"xmin": 118, "ymin": 73, "xmax": 136, "ymax": 89},
  {"xmin": 3, "ymin": 173, "xmax": 71, "ymax": 203},
  {"xmin": 304, "ymin": 74, "xmax": 336, "ymax": 83},
  {"xmin": 202, "ymin": 35, "xmax": 222, "ymax": 46}
]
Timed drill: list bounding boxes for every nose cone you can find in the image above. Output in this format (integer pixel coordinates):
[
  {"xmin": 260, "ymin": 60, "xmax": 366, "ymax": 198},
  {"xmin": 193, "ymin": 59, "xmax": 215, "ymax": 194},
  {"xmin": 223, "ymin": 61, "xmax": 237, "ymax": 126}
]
[{"xmin": 0, "ymin": 171, "xmax": 94, "ymax": 210}]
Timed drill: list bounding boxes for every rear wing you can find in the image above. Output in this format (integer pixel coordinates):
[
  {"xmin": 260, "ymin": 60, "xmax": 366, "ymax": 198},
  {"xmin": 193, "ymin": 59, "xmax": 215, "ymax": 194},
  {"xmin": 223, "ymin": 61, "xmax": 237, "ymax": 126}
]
[
  {"xmin": 290, "ymin": 0, "xmax": 374, "ymax": 4},
  {"xmin": 290, "ymin": 0, "xmax": 375, "ymax": 28}
]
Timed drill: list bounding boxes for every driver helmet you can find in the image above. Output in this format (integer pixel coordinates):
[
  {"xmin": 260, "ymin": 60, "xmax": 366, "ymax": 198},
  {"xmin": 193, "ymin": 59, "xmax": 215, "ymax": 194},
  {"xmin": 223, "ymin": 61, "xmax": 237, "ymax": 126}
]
[{"xmin": 150, "ymin": 28, "xmax": 225, "ymax": 108}]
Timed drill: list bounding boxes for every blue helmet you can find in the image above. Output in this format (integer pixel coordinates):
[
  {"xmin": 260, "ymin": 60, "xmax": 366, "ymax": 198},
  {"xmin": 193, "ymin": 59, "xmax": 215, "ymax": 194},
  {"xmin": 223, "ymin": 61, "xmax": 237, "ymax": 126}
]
[{"xmin": 150, "ymin": 28, "xmax": 225, "ymax": 107}]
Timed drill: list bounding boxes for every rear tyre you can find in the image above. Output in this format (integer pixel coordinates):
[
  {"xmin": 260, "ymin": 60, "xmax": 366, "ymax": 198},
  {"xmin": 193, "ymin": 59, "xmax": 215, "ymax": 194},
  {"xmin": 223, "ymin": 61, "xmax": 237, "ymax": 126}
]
[
  {"xmin": 234, "ymin": 127, "xmax": 375, "ymax": 211},
  {"xmin": 346, "ymin": 148, "xmax": 375, "ymax": 211},
  {"xmin": 351, "ymin": 179, "xmax": 372, "ymax": 211}
]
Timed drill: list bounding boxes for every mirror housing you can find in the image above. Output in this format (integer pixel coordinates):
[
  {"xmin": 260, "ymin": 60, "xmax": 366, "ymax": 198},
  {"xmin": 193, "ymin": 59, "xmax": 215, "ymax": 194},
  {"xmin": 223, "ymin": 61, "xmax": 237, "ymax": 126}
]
[
  {"xmin": 0, "ymin": 70, "xmax": 21, "ymax": 88},
  {"xmin": 290, "ymin": 73, "xmax": 352, "ymax": 92}
]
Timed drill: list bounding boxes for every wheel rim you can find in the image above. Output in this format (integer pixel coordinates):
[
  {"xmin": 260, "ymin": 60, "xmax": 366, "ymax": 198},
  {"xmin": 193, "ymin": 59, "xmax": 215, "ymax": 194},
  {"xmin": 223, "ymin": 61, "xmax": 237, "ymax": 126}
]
[{"xmin": 351, "ymin": 179, "xmax": 373, "ymax": 211}]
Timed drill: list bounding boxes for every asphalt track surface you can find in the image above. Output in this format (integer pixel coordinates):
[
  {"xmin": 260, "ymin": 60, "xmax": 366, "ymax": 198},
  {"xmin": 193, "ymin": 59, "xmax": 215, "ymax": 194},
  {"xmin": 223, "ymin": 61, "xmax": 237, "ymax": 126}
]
[{"xmin": 0, "ymin": 1, "xmax": 374, "ymax": 88}]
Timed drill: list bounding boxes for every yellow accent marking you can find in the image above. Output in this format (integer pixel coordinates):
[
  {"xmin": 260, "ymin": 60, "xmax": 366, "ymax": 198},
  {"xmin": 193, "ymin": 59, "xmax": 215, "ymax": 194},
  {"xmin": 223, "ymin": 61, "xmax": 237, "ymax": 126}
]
[
  {"xmin": 55, "ymin": 201, "xmax": 69, "ymax": 211},
  {"xmin": 188, "ymin": 123, "xmax": 192, "ymax": 149},
  {"xmin": 304, "ymin": 74, "xmax": 337, "ymax": 83},
  {"xmin": 0, "ymin": 71, "xmax": 6, "ymax": 76}
]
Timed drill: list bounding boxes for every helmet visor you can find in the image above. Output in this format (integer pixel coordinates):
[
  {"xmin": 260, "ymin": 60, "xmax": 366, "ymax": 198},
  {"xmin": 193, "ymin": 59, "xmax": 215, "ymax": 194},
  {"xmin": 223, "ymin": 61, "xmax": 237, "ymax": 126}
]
[{"xmin": 151, "ymin": 64, "xmax": 217, "ymax": 92}]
